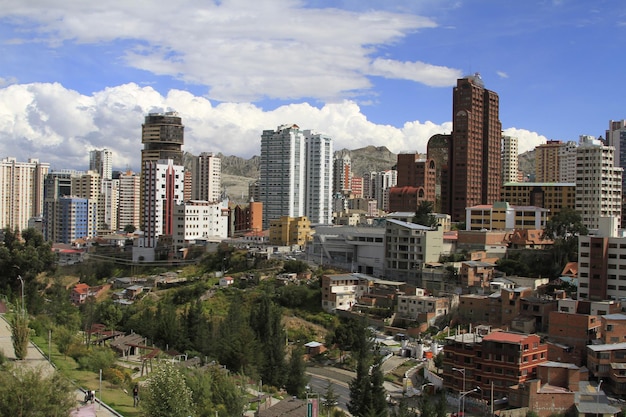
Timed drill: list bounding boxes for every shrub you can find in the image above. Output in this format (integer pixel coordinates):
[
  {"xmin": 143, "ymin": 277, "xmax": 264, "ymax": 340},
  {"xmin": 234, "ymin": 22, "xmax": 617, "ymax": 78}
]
[{"xmin": 77, "ymin": 347, "xmax": 116, "ymax": 372}]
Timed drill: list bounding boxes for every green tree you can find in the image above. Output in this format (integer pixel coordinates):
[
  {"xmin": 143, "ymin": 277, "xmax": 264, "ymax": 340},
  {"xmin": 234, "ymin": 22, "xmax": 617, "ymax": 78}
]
[
  {"xmin": 285, "ymin": 346, "xmax": 308, "ymax": 397},
  {"xmin": 217, "ymin": 301, "xmax": 259, "ymax": 377},
  {"xmin": 0, "ymin": 365, "xmax": 75, "ymax": 416},
  {"xmin": 123, "ymin": 224, "xmax": 136, "ymax": 234},
  {"xmin": 250, "ymin": 295, "xmax": 286, "ymax": 388},
  {"xmin": 412, "ymin": 201, "xmax": 438, "ymax": 228},
  {"xmin": 544, "ymin": 207, "xmax": 588, "ymax": 275},
  {"xmin": 95, "ymin": 300, "xmax": 123, "ymax": 330},
  {"xmin": 369, "ymin": 361, "xmax": 388, "ymax": 417},
  {"xmin": 10, "ymin": 313, "xmax": 29, "ymax": 360},
  {"xmin": 142, "ymin": 362, "xmax": 194, "ymax": 417},
  {"xmin": 183, "ymin": 365, "xmax": 247, "ymax": 417},
  {"xmin": 435, "ymin": 392, "xmax": 447, "ymax": 417},
  {"xmin": 348, "ymin": 321, "xmax": 376, "ymax": 417},
  {"xmin": 417, "ymin": 395, "xmax": 436, "ymax": 417}
]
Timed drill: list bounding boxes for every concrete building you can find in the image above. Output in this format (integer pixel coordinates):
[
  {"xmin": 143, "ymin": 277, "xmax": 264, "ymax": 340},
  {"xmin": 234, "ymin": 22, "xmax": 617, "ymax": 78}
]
[
  {"xmin": 587, "ymin": 342, "xmax": 626, "ymax": 396},
  {"xmin": 140, "ymin": 112, "xmax": 184, "ymax": 226},
  {"xmin": 606, "ymin": 120, "xmax": 626, "ymax": 226},
  {"xmin": 575, "ymin": 136, "xmax": 622, "ymax": 230},
  {"xmin": 389, "ymin": 153, "xmax": 436, "ymax": 213},
  {"xmin": 268, "ymin": 216, "xmax": 312, "ymax": 247},
  {"xmin": 535, "ymin": 140, "xmax": 562, "ymax": 183},
  {"xmin": 259, "ymin": 124, "xmax": 306, "ymax": 229},
  {"xmin": 384, "ymin": 218, "xmax": 443, "ymax": 286},
  {"xmin": 173, "ymin": 200, "xmax": 228, "ymax": 248},
  {"xmin": 192, "ymin": 152, "xmax": 221, "ymax": 202},
  {"xmin": 231, "ymin": 201, "xmax": 263, "ymax": 236},
  {"xmin": 89, "ymin": 148, "xmax": 112, "ymax": 180},
  {"xmin": 100, "ymin": 179, "xmax": 119, "ymax": 233},
  {"xmin": 308, "ymin": 225, "xmax": 385, "ymax": 276},
  {"xmin": 303, "ymin": 130, "xmax": 333, "ymax": 225},
  {"xmin": 333, "ymin": 150, "xmax": 352, "ymax": 196},
  {"xmin": 500, "ymin": 182, "xmax": 576, "ymax": 216},
  {"xmin": 367, "ymin": 170, "xmax": 397, "ymax": 213},
  {"xmin": 446, "ymin": 73, "xmax": 502, "ymax": 222},
  {"xmin": 578, "ymin": 216, "xmax": 626, "ymax": 301},
  {"xmin": 558, "ymin": 141, "xmax": 578, "ymax": 183},
  {"xmin": 396, "ymin": 294, "xmax": 449, "ymax": 323},
  {"xmin": 47, "ymin": 196, "xmax": 97, "ymax": 243},
  {"xmin": 0, "ymin": 157, "xmax": 49, "ymax": 232},
  {"xmin": 465, "ymin": 202, "xmax": 549, "ymax": 231},
  {"xmin": 118, "ymin": 170, "xmax": 141, "ymax": 231},
  {"xmin": 501, "ymin": 135, "xmax": 519, "ymax": 184},
  {"xmin": 136, "ymin": 159, "xmax": 184, "ymax": 258}
]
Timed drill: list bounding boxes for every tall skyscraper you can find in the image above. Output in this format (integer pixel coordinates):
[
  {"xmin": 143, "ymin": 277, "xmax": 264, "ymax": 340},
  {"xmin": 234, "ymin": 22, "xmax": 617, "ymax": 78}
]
[
  {"xmin": 118, "ymin": 170, "xmax": 141, "ymax": 231},
  {"xmin": 501, "ymin": 135, "xmax": 519, "ymax": 184},
  {"xmin": 558, "ymin": 141, "xmax": 578, "ymax": 183},
  {"xmin": 447, "ymin": 73, "xmax": 502, "ymax": 222},
  {"xmin": 304, "ymin": 130, "xmax": 333, "ymax": 225},
  {"xmin": 140, "ymin": 112, "xmax": 184, "ymax": 227},
  {"xmin": 100, "ymin": 179, "xmax": 119, "ymax": 232},
  {"xmin": 192, "ymin": 152, "xmax": 222, "ymax": 202},
  {"xmin": 72, "ymin": 171, "xmax": 104, "ymax": 232},
  {"xmin": 140, "ymin": 159, "xmax": 184, "ymax": 250},
  {"xmin": 575, "ymin": 135, "xmax": 622, "ymax": 230},
  {"xmin": 50, "ymin": 197, "xmax": 97, "ymax": 244},
  {"xmin": 0, "ymin": 157, "xmax": 49, "ymax": 232},
  {"xmin": 535, "ymin": 140, "xmax": 562, "ymax": 183},
  {"xmin": 259, "ymin": 124, "xmax": 306, "ymax": 229},
  {"xmin": 89, "ymin": 148, "xmax": 113, "ymax": 180},
  {"xmin": 606, "ymin": 120, "xmax": 626, "ymax": 225}
]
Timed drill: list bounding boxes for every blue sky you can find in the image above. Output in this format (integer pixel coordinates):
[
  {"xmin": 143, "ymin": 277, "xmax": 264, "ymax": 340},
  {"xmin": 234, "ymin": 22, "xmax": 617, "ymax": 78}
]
[{"xmin": 0, "ymin": 0, "xmax": 624, "ymax": 172}]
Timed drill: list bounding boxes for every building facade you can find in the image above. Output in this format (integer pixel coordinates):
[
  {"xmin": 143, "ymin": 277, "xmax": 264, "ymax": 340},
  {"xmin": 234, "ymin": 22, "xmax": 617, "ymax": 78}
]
[
  {"xmin": 501, "ymin": 182, "xmax": 576, "ymax": 216},
  {"xmin": 0, "ymin": 157, "xmax": 49, "ymax": 232},
  {"xmin": 304, "ymin": 130, "xmax": 333, "ymax": 225},
  {"xmin": 535, "ymin": 140, "xmax": 562, "ymax": 183},
  {"xmin": 192, "ymin": 152, "xmax": 222, "ymax": 203},
  {"xmin": 118, "ymin": 170, "xmax": 141, "ymax": 231},
  {"xmin": 259, "ymin": 124, "xmax": 306, "ymax": 229},
  {"xmin": 447, "ymin": 74, "xmax": 502, "ymax": 222},
  {"xmin": 89, "ymin": 148, "xmax": 113, "ymax": 180},
  {"xmin": 575, "ymin": 136, "xmax": 622, "ymax": 230},
  {"xmin": 501, "ymin": 135, "xmax": 519, "ymax": 184}
]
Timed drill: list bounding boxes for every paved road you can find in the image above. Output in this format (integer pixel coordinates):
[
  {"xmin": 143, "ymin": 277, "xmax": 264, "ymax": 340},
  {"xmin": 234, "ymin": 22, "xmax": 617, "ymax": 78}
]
[{"xmin": 0, "ymin": 313, "xmax": 122, "ymax": 417}]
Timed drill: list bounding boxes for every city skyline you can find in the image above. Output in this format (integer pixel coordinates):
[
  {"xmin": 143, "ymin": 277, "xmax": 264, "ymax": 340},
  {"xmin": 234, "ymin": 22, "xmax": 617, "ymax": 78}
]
[{"xmin": 1, "ymin": 1, "xmax": 625, "ymax": 171}]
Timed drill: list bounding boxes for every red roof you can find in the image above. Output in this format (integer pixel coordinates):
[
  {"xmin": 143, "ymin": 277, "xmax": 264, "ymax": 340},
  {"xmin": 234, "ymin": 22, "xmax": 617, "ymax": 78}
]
[
  {"xmin": 482, "ymin": 331, "xmax": 529, "ymax": 344},
  {"xmin": 73, "ymin": 283, "xmax": 90, "ymax": 294}
]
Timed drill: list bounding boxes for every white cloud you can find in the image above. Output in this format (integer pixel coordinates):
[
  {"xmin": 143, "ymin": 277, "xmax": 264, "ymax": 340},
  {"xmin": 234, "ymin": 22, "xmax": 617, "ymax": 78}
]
[
  {"xmin": 0, "ymin": 0, "xmax": 455, "ymax": 101},
  {"xmin": 0, "ymin": 82, "xmax": 547, "ymax": 173},
  {"xmin": 496, "ymin": 71, "xmax": 509, "ymax": 79},
  {"xmin": 503, "ymin": 127, "xmax": 548, "ymax": 154}
]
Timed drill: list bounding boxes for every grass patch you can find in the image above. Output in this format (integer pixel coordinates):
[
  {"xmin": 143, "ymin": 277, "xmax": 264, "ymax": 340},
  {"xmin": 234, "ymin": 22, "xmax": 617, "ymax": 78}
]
[{"xmin": 31, "ymin": 335, "xmax": 141, "ymax": 417}]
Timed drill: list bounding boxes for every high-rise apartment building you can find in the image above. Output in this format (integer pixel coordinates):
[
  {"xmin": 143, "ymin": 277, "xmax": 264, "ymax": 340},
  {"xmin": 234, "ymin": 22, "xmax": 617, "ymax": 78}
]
[
  {"xmin": 140, "ymin": 112, "xmax": 184, "ymax": 227},
  {"xmin": 558, "ymin": 141, "xmax": 578, "ymax": 183},
  {"xmin": 427, "ymin": 133, "xmax": 451, "ymax": 213},
  {"xmin": 100, "ymin": 179, "xmax": 119, "ymax": 232},
  {"xmin": 389, "ymin": 153, "xmax": 436, "ymax": 213},
  {"xmin": 72, "ymin": 171, "xmax": 104, "ymax": 232},
  {"xmin": 118, "ymin": 170, "xmax": 141, "ymax": 231},
  {"xmin": 501, "ymin": 135, "xmax": 519, "ymax": 184},
  {"xmin": 192, "ymin": 152, "xmax": 221, "ymax": 202},
  {"xmin": 137, "ymin": 159, "xmax": 184, "ymax": 259},
  {"xmin": 575, "ymin": 136, "xmax": 622, "ymax": 230},
  {"xmin": 48, "ymin": 197, "xmax": 97, "ymax": 244},
  {"xmin": 446, "ymin": 74, "xmax": 501, "ymax": 222},
  {"xmin": 304, "ymin": 130, "xmax": 333, "ymax": 225},
  {"xmin": 333, "ymin": 151, "xmax": 352, "ymax": 195},
  {"xmin": 606, "ymin": 120, "xmax": 626, "ymax": 225},
  {"xmin": 535, "ymin": 140, "xmax": 562, "ymax": 182},
  {"xmin": 259, "ymin": 124, "xmax": 306, "ymax": 229},
  {"xmin": 89, "ymin": 148, "xmax": 113, "ymax": 180},
  {"xmin": 0, "ymin": 157, "xmax": 49, "ymax": 232},
  {"xmin": 367, "ymin": 170, "xmax": 397, "ymax": 213}
]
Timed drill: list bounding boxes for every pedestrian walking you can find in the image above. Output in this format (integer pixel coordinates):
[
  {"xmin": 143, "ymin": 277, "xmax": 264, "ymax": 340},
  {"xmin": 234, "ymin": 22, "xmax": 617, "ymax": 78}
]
[{"xmin": 133, "ymin": 384, "xmax": 139, "ymax": 407}]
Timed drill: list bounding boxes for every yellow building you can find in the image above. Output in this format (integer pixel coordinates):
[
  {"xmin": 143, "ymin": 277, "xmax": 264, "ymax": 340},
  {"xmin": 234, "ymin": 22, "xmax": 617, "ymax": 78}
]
[
  {"xmin": 269, "ymin": 216, "xmax": 312, "ymax": 246},
  {"xmin": 501, "ymin": 182, "xmax": 576, "ymax": 216}
]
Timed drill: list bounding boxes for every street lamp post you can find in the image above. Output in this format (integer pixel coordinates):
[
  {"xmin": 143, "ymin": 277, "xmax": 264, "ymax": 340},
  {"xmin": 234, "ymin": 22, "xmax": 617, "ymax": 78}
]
[
  {"xmin": 453, "ymin": 368, "xmax": 466, "ymax": 415},
  {"xmin": 597, "ymin": 380, "xmax": 603, "ymax": 417},
  {"xmin": 458, "ymin": 388, "xmax": 480, "ymax": 417},
  {"xmin": 17, "ymin": 275, "xmax": 25, "ymax": 316}
]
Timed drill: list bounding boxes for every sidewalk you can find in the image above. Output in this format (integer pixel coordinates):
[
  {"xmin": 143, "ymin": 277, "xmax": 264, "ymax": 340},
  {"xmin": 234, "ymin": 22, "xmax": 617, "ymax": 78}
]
[{"xmin": 0, "ymin": 313, "xmax": 122, "ymax": 417}]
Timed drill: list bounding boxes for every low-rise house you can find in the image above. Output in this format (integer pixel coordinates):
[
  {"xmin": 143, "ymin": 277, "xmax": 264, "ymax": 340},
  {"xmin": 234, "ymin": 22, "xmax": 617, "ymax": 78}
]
[
  {"xmin": 70, "ymin": 283, "xmax": 108, "ymax": 305},
  {"xmin": 397, "ymin": 294, "xmax": 449, "ymax": 323},
  {"xmin": 219, "ymin": 276, "xmax": 234, "ymax": 287},
  {"xmin": 587, "ymin": 342, "xmax": 626, "ymax": 397},
  {"xmin": 602, "ymin": 313, "xmax": 626, "ymax": 344}
]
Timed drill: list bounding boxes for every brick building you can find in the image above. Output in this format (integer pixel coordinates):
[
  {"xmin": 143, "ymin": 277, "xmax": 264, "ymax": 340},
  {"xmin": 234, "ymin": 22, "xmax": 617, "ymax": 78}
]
[{"xmin": 443, "ymin": 330, "xmax": 548, "ymax": 401}]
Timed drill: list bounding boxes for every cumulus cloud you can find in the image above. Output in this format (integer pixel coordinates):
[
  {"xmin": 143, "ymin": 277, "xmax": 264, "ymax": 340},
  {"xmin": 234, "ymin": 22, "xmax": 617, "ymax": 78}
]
[
  {"xmin": 503, "ymin": 127, "xmax": 548, "ymax": 154},
  {"xmin": 0, "ymin": 82, "xmax": 547, "ymax": 173},
  {"xmin": 0, "ymin": 0, "xmax": 455, "ymax": 102}
]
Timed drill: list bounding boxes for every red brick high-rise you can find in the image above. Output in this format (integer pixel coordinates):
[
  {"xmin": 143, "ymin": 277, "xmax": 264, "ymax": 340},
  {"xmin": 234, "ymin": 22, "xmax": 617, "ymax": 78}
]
[{"xmin": 445, "ymin": 74, "xmax": 502, "ymax": 222}]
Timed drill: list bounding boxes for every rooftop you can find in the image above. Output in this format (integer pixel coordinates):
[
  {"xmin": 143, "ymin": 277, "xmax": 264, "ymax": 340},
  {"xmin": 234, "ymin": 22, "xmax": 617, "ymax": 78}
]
[{"xmin": 482, "ymin": 331, "xmax": 530, "ymax": 344}]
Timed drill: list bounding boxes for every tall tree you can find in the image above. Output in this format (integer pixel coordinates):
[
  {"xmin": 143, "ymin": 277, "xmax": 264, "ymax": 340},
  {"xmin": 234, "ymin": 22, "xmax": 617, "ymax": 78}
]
[
  {"xmin": 142, "ymin": 362, "xmax": 194, "ymax": 417},
  {"xmin": 0, "ymin": 365, "xmax": 75, "ymax": 417},
  {"xmin": 217, "ymin": 301, "xmax": 260, "ymax": 377},
  {"xmin": 285, "ymin": 346, "xmax": 308, "ymax": 398},
  {"xmin": 322, "ymin": 379, "xmax": 340, "ymax": 416},
  {"xmin": 348, "ymin": 321, "xmax": 377, "ymax": 417},
  {"xmin": 183, "ymin": 365, "xmax": 247, "ymax": 417},
  {"xmin": 369, "ymin": 361, "xmax": 388, "ymax": 417},
  {"xmin": 10, "ymin": 313, "xmax": 29, "ymax": 360},
  {"xmin": 250, "ymin": 294, "xmax": 286, "ymax": 388},
  {"xmin": 544, "ymin": 207, "xmax": 588, "ymax": 275}
]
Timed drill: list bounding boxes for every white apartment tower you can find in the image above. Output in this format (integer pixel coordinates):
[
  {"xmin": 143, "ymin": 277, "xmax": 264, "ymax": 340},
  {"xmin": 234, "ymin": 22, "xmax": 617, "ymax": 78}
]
[
  {"xmin": 192, "ymin": 152, "xmax": 222, "ymax": 202},
  {"xmin": 173, "ymin": 200, "xmax": 229, "ymax": 247},
  {"xmin": 259, "ymin": 124, "xmax": 306, "ymax": 229},
  {"xmin": 140, "ymin": 159, "xmax": 184, "ymax": 248},
  {"xmin": 606, "ymin": 120, "xmax": 626, "ymax": 225},
  {"xmin": 0, "ymin": 157, "xmax": 49, "ymax": 232},
  {"xmin": 501, "ymin": 135, "xmax": 519, "ymax": 183},
  {"xmin": 118, "ymin": 171, "xmax": 141, "ymax": 231},
  {"xmin": 304, "ymin": 130, "xmax": 333, "ymax": 225},
  {"xmin": 89, "ymin": 149, "xmax": 113, "ymax": 181},
  {"xmin": 369, "ymin": 170, "xmax": 397, "ymax": 212},
  {"xmin": 100, "ymin": 179, "xmax": 119, "ymax": 232},
  {"xmin": 575, "ymin": 136, "xmax": 622, "ymax": 230},
  {"xmin": 558, "ymin": 141, "xmax": 578, "ymax": 183}
]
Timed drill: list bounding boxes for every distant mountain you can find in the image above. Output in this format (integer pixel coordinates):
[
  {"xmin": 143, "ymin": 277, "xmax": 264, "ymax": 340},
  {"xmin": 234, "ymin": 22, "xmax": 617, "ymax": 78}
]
[{"xmin": 518, "ymin": 149, "xmax": 535, "ymax": 181}]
